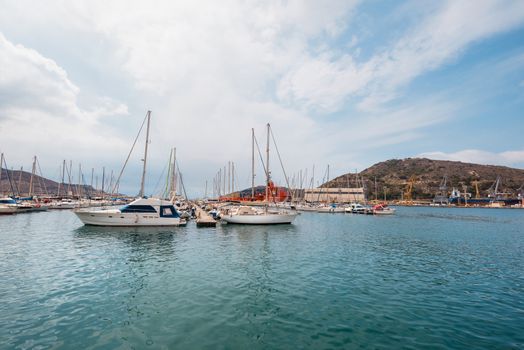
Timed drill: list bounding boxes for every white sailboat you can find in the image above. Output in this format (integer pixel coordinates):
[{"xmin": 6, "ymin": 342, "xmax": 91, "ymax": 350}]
[
  {"xmin": 74, "ymin": 111, "xmax": 186, "ymax": 227},
  {"xmin": 221, "ymin": 123, "xmax": 298, "ymax": 225}
]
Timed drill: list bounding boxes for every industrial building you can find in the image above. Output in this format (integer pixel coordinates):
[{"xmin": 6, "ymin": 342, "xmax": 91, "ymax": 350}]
[{"xmin": 303, "ymin": 187, "xmax": 365, "ymax": 203}]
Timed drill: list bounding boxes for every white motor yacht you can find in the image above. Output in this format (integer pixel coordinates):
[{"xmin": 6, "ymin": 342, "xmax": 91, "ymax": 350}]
[
  {"xmin": 345, "ymin": 203, "xmax": 368, "ymax": 214},
  {"xmin": 0, "ymin": 197, "xmax": 19, "ymax": 215},
  {"xmin": 74, "ymin": 197, "xmax": 186, "ymax": 226}
]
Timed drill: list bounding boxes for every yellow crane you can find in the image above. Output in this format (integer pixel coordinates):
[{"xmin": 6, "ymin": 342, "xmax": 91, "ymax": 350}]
[
  {"xmin": 404, "ymin": 175, "xmax": 416, "ymax": 204},
  {"xmin": 472, "ymin": 180, "xmax": 481, "ymax": 199}
]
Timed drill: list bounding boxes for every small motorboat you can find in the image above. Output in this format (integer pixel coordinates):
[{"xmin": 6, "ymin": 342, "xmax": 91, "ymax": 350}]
[{"xmin": 372, "ymin": 204, "xmax": 396, "ymax": 215}]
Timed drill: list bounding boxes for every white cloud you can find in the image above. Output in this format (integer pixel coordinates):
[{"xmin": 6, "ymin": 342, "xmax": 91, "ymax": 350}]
[
  {"xmin": 418, "ymin": 149, "xmax": 524, "ymax": 167},
  {"xmin": 278, "ymin": 0, "xmax": 524, "ymax": 112},
  {"xmin": 0, "ymin": 32, "xmax": 129, "ymax": 170},
  {"xmin": 0, "ymin": 1, "xmax": 523, "ymax": 195}
]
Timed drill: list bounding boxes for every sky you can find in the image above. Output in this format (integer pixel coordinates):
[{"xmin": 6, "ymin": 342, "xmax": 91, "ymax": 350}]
[{"xmin": 1, "ymin": 0, "xmax": 524, "ymax": 197}]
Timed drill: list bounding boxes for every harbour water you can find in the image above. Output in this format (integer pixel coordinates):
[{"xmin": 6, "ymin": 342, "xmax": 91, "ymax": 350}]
[{"xmin": 1, "ymin": 207, "xmax": 523, "ymax": 349}]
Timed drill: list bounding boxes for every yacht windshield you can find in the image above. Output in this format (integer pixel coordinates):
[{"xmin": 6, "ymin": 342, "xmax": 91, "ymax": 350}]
[{"xmin": 120, "ymin": 205, "xmax": 157, "ymax": 213}]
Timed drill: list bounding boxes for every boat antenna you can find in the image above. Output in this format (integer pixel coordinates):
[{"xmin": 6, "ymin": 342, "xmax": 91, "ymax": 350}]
[{"xmin": 139, "ymin": 110, "xmax": 151, "ymax": 198}]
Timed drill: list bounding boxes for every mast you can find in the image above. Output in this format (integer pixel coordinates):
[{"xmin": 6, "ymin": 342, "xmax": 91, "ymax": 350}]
[
  {"xmin": 265, "ymin": 123, "xmax": 270, "ymax": 202},
  {"xmin": 78, "ymin": 163, "xmax": 82, "ymax": 198},
  {"xmin": 108, "ymin": 170, "xmax": 114, "ymax": 197},
  {"xmin": 139, "ymin": 110, "xmax": 151, "ymax": 198},
  {"xmin": 218, "ymin": 168, "xmax": 221, "ymax": 197},
  {"xmin": 251, "ymin": 128, "xmax": 255, "ymax": 199},
  {"xmin": 0, "ymin": 153, "xmax": 3, "ymax": 195},
  {"xmin": 232, "ymin": 162, "xmax": 235, "ymax": 194},
  {"xmin": 101, "ymin": 167, "xmax": 105, "ymax": 196},
  {"xmin": 227, "ymin": 161, "xmax": 231, "ymax": 195},
  {"xmin": 59, "ymin": 160, "xmax": 65, "ymax": 196},
  {"xmin": 67, "ymin": 160, "xmax": 73, "ymax": 196},
  {"xmin": 18, "ymin": 167, "xmax": 23, "ymax": 195},
  {"xmin": 29, "ymin": 156, "xmax": 36, "ymax": 197},
  {"xmin": 172, "ymin": 147, "xmax": 177, "ymax": 198}
]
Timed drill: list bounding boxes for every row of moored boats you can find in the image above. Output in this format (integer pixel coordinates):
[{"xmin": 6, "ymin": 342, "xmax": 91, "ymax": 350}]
[
  {"xmin": 0, "ymin": 197, "xmax": 128, "ymax": 215},
  {"xmin": 294, "ymin": 202, "xmax": 395, "ymax": 215}
]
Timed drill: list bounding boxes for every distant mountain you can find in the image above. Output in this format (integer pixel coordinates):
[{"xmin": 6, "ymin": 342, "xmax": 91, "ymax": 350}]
[
  {"xmin": 0, "ymin": 167, "xmax": 100, "ymax": 197},
  {"xmin": 324, "ymin": 158, "xmax": 524, "ymax": 200}
]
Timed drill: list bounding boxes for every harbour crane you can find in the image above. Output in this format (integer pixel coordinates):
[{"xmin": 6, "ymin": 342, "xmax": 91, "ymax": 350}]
[
  {"xmin": 404, "ymin": 175, "xmax": 416, "ymax": 204},
  {"xmin": 472, "ymin": 180, "xmax": 481, "ymax": 199}
]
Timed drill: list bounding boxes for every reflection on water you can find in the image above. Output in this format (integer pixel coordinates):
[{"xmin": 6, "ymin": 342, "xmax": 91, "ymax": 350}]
[{"xmin": 0, "ymin": 207, "xmax": 523, "ymax": 349}]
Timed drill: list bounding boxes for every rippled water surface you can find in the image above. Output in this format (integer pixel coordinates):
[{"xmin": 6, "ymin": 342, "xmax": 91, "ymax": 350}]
[{"xmin": 1, "ymin": 207, "xmax": 523, "ymax": 349}]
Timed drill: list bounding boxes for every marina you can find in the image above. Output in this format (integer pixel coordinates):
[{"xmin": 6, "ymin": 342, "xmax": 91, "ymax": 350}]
[
  {"xmin": 1, "ymin": 206, "xmax": 523, "ymax": 349},
  {"xmin": 1, "ymin": 2, "xmax": 524, "ymax": 349}
]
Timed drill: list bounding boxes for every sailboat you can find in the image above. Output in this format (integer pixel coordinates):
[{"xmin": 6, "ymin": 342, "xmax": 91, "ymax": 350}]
[
  {"xmin": 221, "ymin": 123, "xmax": 298, "ymax": 225},
  {"xmin": 74, "ymin": 111, "xmax": 185, "ymax": 227}
]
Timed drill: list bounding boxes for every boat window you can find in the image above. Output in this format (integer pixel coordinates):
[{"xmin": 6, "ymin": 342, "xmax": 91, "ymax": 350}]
[
  {"xmin": 120, "ymin": 205, "xmax": 157, "ymax": 213},
  {"xmin": 0, "ymin": 199, "xmax": 16, "ymax": 204},
  {"xmin": 160, "ymin": 205, "xmax": 180, "ymax": 218}
]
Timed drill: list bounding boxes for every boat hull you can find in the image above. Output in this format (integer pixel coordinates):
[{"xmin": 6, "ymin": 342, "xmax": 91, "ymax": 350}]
[
  {"xmin": 0, "ymin": 207, "xmax": 17, "ymax": 215},
  {"xmin": 373, "ymin": 209, "xmax": 395, "ymax": 215},
  {"xmin": 222, "ymin": 213, "xmax": 297, "ymax": 224},
  {"xmin": 74, "ymin": 210, "xmax": 185, "ymax": 227},
  {"xmin": 317, "ymin": 207, "xmax": 345, "ymax": 213}
]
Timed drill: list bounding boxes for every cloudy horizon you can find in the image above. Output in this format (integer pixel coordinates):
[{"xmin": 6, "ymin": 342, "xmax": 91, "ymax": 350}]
[{"xmin": 1, "ymin": 0, "xmax": 524, "ymax": 197}]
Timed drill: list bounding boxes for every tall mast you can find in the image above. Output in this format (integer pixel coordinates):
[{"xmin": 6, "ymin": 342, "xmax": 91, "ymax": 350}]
[
  {"xmin": 218, "ymin": 168, "xmax": 221, "ymax": 197},
  {"xmin": 170, "ymin": 147, "xmax": 177, "ymax": 200},
  {"xmin": 0, "ymin": 153, "xmax": 3, "ymax": 195},
  {"xmin": 67, "ymin": 160, "xmax": 72, "ymax": 196},
  {"xmin": 18, "ymin": 167, "xmax": 23, "ymax": 195},
  {"xmin": 265, "ymin": 123, "xmax": 270, "ymax": 202},
  {"xmin": 108, "ymin": 170, "xmax": 114, "ymax": 197},
  {"xmin": 251, "ymin": 128, "xmax": 255, "ymax": 199},
  {"xmin": 312, "ymin": 164, "xmax": 315, "ymax": 189},
  {"xmin": 29, "ymin": 156, "xmax": 36, "ymax": 197},
  {"xmin": 78, "ymin": 163, "xmax": 82, "ymax": 198},
  {"xmin": 232, "ymin": 162, "xmax": 235, "ymax": 194},
  {"xmin": 59, "ymin": 160, "xmax": 65, "ymax": 196},
  {"xmin": 101, "ymin": 167, "xmax": 105, "ymax": 196},
  {"xmin": 139, "ymin": 110, "xmax": 151, "ymax": 198}
]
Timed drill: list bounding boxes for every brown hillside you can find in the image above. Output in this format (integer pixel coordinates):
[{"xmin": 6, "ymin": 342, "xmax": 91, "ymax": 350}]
[
  {"xmin": 0, "ymin": 168, "xmax": 98, "ymax": 196},
  {"xmin": 324, "ymin": 158, "xmax": 524, "ymax": 200}
]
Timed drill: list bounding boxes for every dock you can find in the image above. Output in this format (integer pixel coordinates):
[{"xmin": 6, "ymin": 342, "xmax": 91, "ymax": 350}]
[{"xmin": 191, "ymin": 203, "xmax": 218, "ymax": 227}]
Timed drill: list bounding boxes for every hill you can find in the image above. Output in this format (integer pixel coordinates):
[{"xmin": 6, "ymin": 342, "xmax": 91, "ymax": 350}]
[
  {"xmin": 324, "ymin": 158, "xmax": 524, "ymax": 200},
  {"xmin": 0, "ymin": 168, "xmax": 99, "ymax": 197}
]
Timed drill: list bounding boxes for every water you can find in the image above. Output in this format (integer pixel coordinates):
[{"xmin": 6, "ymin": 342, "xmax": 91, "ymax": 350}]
[{"xmin": 1, "ymin": 207, "xmax": 523, "ymax": 349}]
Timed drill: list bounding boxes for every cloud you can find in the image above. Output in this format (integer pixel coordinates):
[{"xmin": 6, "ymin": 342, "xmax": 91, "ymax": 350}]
[
  {"xmin": 0, "ymin": 1, "xmax": 523, "ymax": 195},
  {"xmin": 0, "ymin": 32, "xmax": 129, "ymax": 170},
  {"xmin": 418, "ymin": 149, "xmax": 524, "ymax": 167},
  {"xmin": 278, "ymin": 0, "xmax": 524, "ymax": 112}
]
